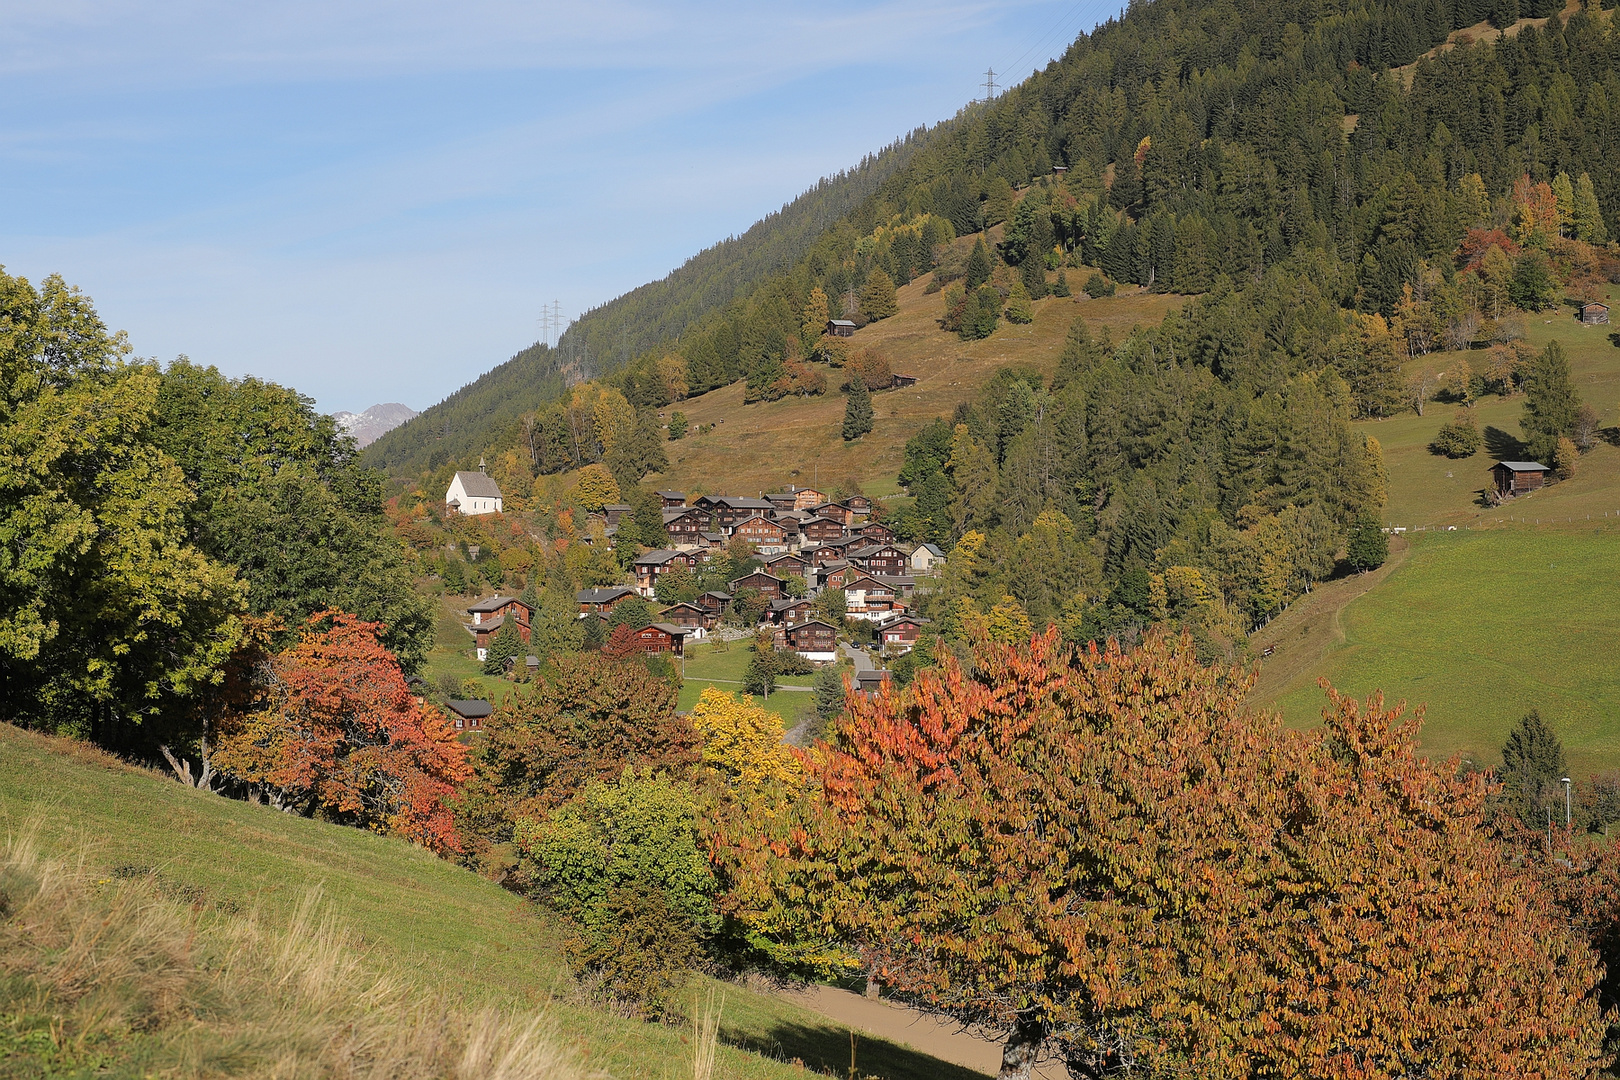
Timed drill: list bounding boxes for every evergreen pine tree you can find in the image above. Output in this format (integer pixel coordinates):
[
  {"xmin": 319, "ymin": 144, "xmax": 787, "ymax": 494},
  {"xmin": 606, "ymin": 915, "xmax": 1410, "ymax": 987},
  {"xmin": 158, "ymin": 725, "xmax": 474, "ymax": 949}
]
[
  {"xmin": 1501, "ymin": 709, "xmax": 1567, "ymax": 826},
  {"xmin": 843, "ymin": 376, "xmax": 874, "ymax": 440},
  {"xmin": 860, "ymin": 268, "xmax": 899, "ymax": 321},
  {"xmin": 1052, "ymin": 268, "xmax": 1071, "ymax": 297},
  {"xmin": 1021, "ymin": 255, "xmax": 1048, "ymax": 299},
  {"xmin": 1052, "ymin": 315, "xmax": 1101, "ymax": 391},
  {"xmin": 959, "ymin": 286, "xmax": 1002, "ymax": 340},
  {"xmin": 483, "ymin": 616, "xmax": 523, "ymax": 675},
  {"xmin": 1573, "ymin": 173, "xmax": 1608, "ymax": 243},
  {"xmin": 965, "ymin": 237, "xmax": 993, "ymax": 289},
  {"xmin": 1521, "ymin": 340, "xmax": 1581, "ymax": 462}
]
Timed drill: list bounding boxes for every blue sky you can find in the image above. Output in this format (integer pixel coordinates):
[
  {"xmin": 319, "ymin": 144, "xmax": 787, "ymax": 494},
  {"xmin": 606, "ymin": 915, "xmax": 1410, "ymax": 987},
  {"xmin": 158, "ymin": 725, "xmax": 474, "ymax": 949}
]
[{"xmin": 1, "ymin": 1, "xmax": 1113, "ymax": 413}]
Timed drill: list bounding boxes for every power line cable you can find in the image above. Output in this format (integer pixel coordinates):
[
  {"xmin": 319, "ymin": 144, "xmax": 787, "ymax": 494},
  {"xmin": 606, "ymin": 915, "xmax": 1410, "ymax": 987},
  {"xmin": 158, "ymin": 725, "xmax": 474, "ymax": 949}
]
[{"xmin": 993, "ymin": 0, "xmax": 1098, "ymax": 88}]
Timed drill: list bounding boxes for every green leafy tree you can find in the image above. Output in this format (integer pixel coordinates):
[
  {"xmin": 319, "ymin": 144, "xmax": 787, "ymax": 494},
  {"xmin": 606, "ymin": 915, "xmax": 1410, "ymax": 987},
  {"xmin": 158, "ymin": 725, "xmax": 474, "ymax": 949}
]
[
  {"xmin": 842, "ymin": 377, "xmax": 874, "ymax": 441},
  {"xmin": 513, "ymin": 767, "xmax": 714, "ymax": 1017},
  {"xmin": 152, "ymin": 360, "xmax": 433, "ymax": 670},
  {"xmin": 859, "ymin": 268, "xmax": 899, "ymax": 321},
  {"xmin": 1346, "ymin": 516, "xmax": 1388, "ymax": 573},
  {"xmin": 666, "ymin": 411, "xmax": 688, "ymax": 440},
  {"xmin": 1429, "ymin": 411, "xmax": 1482, "ymax": 458},
  {"xmin": 1521, "ymin": 340, "xmax": 1581, "ymax": 463},
  {"xmin": 811, "ymin": 587, "xmax": 847, "ymax": 624},
  {"xmin": 604, "ymin": 596, "xmax": 653, "ymax": 631},
  {"xmin": 1509, "ymin": 250, "xmax": 1559, "ymax": 311},
  {"xmin": 483, "ymin": 616, "xmax": 524, "ymax": 675},
  {"xmin": 0, "ymin": 270, "xmax": 245, "ymax": 748},
  {"xmin": 743, "ymin": 629, "xmax": 778, "ymax": 696},
  {"xmin": 964, "ymin": 236, "xmax": 993, "ymax": 289},
  {"xmin": 1500, "ymin": 710, "xmax": 1568, "ymax": 827}
]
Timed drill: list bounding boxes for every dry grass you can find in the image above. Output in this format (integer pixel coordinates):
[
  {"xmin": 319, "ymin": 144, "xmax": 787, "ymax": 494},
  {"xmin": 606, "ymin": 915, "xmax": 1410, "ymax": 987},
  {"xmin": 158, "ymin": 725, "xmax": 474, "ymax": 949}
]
[
  {"xmin": 0, "ymin": 817, "xmax": 586, "ymax": 1080},
  {"xmin": 650, "ymin": 248, "xmax": 1186, "ymax": 497}
]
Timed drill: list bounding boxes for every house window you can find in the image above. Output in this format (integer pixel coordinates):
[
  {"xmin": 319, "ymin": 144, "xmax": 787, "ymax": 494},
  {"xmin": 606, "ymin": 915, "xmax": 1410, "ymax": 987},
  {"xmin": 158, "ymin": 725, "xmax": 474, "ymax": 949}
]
[{"xmin": 456, "ymin": 718, "xmax": 464, "ymax": 729}]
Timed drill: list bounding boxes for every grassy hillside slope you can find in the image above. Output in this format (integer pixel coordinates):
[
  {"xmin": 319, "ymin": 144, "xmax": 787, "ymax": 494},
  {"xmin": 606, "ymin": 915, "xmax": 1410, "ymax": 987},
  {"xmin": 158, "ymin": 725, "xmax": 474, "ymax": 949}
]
[
  {"xmin": 1254, "ymin": 284, "xmax": 1620, "ymax": 773},
  {"xmin": 650, "ymin": 243, "xmax": 1185, "ymax": 497},
  {"xmin": 0, "ymin": 724, "xmax": 983, "ymax": 1080}
]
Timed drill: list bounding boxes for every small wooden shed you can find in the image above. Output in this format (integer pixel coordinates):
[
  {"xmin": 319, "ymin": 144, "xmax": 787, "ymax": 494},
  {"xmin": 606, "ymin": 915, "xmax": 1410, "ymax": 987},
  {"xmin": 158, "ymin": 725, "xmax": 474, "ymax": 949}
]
[
  {"xmin": 1578, "ymin": 301, "xmax": 1610, "ymax": 325},
  {"xmin": 826, "ymin": 319, "xmax": 857, "ymax": 338},
  {"xmin": 1491, "ymin": 460, "xmax": 1548, "ymax": 497}
]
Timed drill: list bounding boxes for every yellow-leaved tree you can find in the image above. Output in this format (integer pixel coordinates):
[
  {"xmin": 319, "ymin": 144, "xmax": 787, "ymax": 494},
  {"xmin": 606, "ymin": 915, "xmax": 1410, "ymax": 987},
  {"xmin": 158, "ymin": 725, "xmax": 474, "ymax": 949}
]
[
  {"xmin": 688, "ymin": 687, "xmax": 801, "ymax": 786},
  {"xmin": 571, "ymin": 463, "xmax": 621, "ymax": 513}
]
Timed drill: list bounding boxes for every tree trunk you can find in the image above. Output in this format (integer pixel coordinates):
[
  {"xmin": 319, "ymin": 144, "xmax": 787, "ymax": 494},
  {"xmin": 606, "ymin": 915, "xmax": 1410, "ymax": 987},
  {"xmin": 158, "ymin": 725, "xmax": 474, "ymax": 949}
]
[{"xmin": 997, "ymin": 1015, "xmax": 1045, "ymax": 1080}]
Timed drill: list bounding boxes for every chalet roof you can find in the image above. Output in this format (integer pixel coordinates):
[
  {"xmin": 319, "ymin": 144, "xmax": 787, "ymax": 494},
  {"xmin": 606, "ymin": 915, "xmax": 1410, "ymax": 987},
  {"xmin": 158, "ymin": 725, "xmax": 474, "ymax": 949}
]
[
  {"xmin": 731, "ymin": 571, "xmax": 785, "ymax": 586},
  {"xmin": 660, "ymin": 602, "xmax": 705, "ymax": 614},
  {"xmin": 647, "ymin": 623, "xmax": 693, "ymax": 637},
  {"xmin": 445, "ymin": 699, "xmax": 493, "ymax": 719},
  {"xmin": 733, "ymin": 513, "xmax": 784, "ymax": 530},
  {"xmin": 787, "ymin": 618, "xmax": 839, "ymax": 634},
  {"xmin": 762, "ymin": 551, "xmax": 802, "ymax": 563},
  {"xmin": 770, "ymin": 596, "xmax": 811, "ymax": 611},
  {"xmin": 469, "ymin": 615, "xmax": 506, "ymax": 633},
  {"xmin": 698, "ymin": 590, "xmax": 733, "ymax": 602},
  {"xmin": 1495, "ymin": 460, "xmax": 1549, "ymax": 472},
  {"xmin": 714, "ymin": 496, "xmax": 776, "ymax": 510},
  {"xmin": 466, "ymin": 595, "xmax": 518, "ymax": 613},
  {"xmin": 1582, "ymin": 301, "xmax": 1610, "ymax": 310},
  {"xmin": 882, "ymin": 614, "xmax": 928, "ymax": 627},
  {"xmin": 848, "ymin": 545, "xmax": 888, "ymax": 559},
  {"xmin": 854, "ymin": 669, "xmax": 891, "ymax": 687},
  {"xmin": 603, "ymin": 503, "xmax": 634, "ymax": 513},
  {"xmin": 634, "ymin": 549, "xmax": 686, "ymax": 566},
  {"xmin": 918, "ymin": 543, "xmax": 945, "ymax": 556},
  {"xmin": 663, "ymin": 507, "xmax": 701, "ymax": 522},
  {"xmin": 828, "ymin": 319, "xmax": 856, "ymax": 328},
  {"xmin": 576, "ymin": 586, "xmax": 637, "ymax": 604},
  {"xmin": 699, "ymin": 531, "xmax": 728, "ymax": 542},
  {"xmin": 874, "ymin": 574, "xmax": 916, "ymax": 587},
  {"xmin": 452, "ymin": 471, "xmax": 503, "ymax": 499},
  {"xmin": 656, "ymin": 490, "xmax": 685, "ymax": 499}
]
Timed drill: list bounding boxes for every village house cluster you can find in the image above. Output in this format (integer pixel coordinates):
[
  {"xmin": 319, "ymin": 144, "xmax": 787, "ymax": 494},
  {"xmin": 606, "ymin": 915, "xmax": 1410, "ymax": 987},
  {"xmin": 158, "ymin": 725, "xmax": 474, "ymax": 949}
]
[{"xmin": 446, "ymin": 474, "xmax": 941, "ymax": 668}]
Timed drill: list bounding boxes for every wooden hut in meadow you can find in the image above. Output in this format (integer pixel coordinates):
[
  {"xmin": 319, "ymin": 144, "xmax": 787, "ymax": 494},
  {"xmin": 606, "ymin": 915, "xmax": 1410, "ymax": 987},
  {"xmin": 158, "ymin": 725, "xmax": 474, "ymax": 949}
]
[{"xmin": 1491, "ymin": 460, "xmax": 1547, "ymax": 498}]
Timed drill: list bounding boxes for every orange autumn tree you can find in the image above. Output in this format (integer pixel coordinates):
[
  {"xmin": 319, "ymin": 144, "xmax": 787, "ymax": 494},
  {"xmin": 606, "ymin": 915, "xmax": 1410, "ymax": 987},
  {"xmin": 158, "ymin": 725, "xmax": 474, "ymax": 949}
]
[
  {"xmin": 214, "ymin": 610, "xmax": 470, "ymax": 854},
  {"xmin": 714, "ymin": 629, "xmax": 1605, "ymax": 1080}
]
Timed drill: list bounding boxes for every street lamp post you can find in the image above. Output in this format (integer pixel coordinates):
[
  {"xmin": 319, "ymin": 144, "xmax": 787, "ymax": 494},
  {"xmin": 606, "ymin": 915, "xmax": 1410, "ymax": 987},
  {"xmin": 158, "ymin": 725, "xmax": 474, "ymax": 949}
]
[{"xmin": 1562, "ymin": 777, "xmax": 1572, "ymax": 828}]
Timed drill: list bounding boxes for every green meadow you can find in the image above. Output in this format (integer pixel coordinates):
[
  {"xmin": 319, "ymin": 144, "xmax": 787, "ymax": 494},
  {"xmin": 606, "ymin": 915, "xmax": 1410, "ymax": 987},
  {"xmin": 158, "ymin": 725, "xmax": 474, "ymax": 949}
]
[
  {"xmin": 0, "ymin": 725, "xmax": 979, "ymax": 1080},
  {"xmin": 1269, "ymin": 528, "xmax": 1620, "ymax": 775}
]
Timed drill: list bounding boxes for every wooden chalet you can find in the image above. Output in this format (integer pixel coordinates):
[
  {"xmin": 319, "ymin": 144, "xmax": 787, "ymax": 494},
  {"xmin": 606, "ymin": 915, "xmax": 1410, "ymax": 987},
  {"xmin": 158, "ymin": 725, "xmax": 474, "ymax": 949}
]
[
  {"xmin": 664, "ymin": 507, "xmax": 709, "ymax": 542},
  {"xmin": 633, "ymin": 549, "xmax": 695, "ymax": 595},
  {"xmin": 826, "ymin": 319, "xmax": 856, "ymax": 338},
  {"xmin": 761, "ymin": 551, "xmax": 807, "ymax": 578},
  {"xmin": 784, "ymin": 619, "xmax": 840, "ymax": 662},
  {"xmin": 858, "ymin": 521, "xmax": 896, "ymax": 543},
  {"xmin": 843, "ymin": 574, "xmax": 900, "ymax": 618},
  {"xmin": 763, "ymin": 491, "xmax": 800, "ymax": 512},
  {"xmin": 792, "ymin": 487, "xmax": 827, "ymax": 510},
  {"xmin": 890, "ymin": 373, "xmax": 918, "ymax": 388},
  {"xmin": 1579, "ymin": 301, "xmax": 1610, "ymax": 325},
  {"xmin": 811, "ymin": 502, "xmax": 857, "ymax": 525},
  {"xmin": 768, "ymin": 596, "xmax": 815, "ymax": 625},
  {"xmin": 851, "ymin": 669, "xmax": 892, "ymax": 698},
  {"xmin": 626, "ymin": 623, "xmax": 690, "ymax": 657},
  {"xmin": 1491, "ymin": 460, "xmax": 1548, "ymax": 497},
  {"xmin": 879, "ymin": 615, "xmax": 928, "ymax": 652},
  {"xmin": 696, "ymin": 531, "xmax": 729, "ymax": 549},
  {"xmin": 728, "ymin": 571, "xmax": 785, "ymax": 599},
  {"xmin": 819, "ymin": 561, "xmax": 852, "ymax": 590},
  {"xmin": 444, "ymin": 699, "xmax": 492, "ymax": 732},
  {"xmin": 800, "ymin": 516, "xmax": 847, "ymax": 543},
  {"xmin": 731, "ymin": 514, "xmax": 788, "ymax": 553},
  {"xmin": 696, "ymin": 591, "xmax": 732, "ymax": 617},
  {"xmin": 467, "ymin": 595, "xmax": 532, "ymax": 633},
  {"xmin": 843, "ymin": 495, "xmax": 872, "ymax": 516},
  {"xmin": 656, "ymin": 490, "xmax": 686, "ymax": 508},
  {"xmin": 576, "ymin": 586, "xmax": 638, "ymax": 615},
  {"xmin": 711, "ymin": 496, "xmax": 777, "ymax": 530},
  {"xmin": 849, "ymin": 543, "xmax": 908, "ymax": 576},
  {"xmin": 659, "ymin": 602, "xmax": 713, "ymax": 633},
  {"xmin": 602, "ymin": 503, "xmax": 634, "ymax": 525}
]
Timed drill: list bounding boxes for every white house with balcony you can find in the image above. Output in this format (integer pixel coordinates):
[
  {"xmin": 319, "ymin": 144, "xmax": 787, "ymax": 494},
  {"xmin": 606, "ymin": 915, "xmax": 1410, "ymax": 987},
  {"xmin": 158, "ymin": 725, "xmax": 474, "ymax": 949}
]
[{"xmin": 446, "ymin": 470, "xmax": 504, "ymax": 516}]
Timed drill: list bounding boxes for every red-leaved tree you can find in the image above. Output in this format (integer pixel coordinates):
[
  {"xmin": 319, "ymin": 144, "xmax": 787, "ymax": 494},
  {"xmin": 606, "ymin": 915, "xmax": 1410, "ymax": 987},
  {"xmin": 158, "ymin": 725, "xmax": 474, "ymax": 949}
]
[
  {"xmin": 712, "ymin": 629, "xmax": 1605, "ymax": 1080},
  {"xmin": 214, "ymin": 610, "xmax": 470, "ymax": 854}
]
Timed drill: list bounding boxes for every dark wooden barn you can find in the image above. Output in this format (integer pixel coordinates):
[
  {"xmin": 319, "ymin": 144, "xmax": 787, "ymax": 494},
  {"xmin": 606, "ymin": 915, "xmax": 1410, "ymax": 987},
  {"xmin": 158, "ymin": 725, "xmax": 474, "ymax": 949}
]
[{"xmin": 1491, "ymin": 460, "xmax": 1547, "ymax": 497}]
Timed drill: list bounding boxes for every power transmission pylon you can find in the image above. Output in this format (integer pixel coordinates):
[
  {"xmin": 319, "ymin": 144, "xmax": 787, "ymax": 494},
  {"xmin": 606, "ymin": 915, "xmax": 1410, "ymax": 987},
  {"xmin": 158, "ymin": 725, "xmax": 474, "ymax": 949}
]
[{"xmin": 983, "ymin": 68, "xmax": 999, "ymax": 101}]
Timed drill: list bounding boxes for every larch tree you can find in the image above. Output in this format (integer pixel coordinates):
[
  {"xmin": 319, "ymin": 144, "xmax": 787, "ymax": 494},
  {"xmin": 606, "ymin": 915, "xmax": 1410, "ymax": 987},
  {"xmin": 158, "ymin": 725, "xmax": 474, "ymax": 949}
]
[
  {"xmin": 687, "ymin": 686, "xmax": 801, "ymax": 786},
  {"xmin": 1573, "ymin": 173, "xmax": 1608, "ymax": 243},
  {"xmin": 859, "ymin": 268, "xmax": 898, "ymax": 321},
  {"xmin": 714, "ymin": 630, "xmax": 1605, "ymax": 1080}
]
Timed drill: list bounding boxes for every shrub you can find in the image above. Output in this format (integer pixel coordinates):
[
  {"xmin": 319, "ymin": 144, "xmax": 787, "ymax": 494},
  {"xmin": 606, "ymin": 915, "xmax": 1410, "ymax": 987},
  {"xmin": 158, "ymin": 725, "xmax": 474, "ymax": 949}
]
[
  {"xmin": 666, "ymin": 412, "xmax": 688, "ymax": 440},
  {"xmin": 1346, "ymin": 516, "xmax": 1388, "ymax": 572},
  {"xmin": 1084, "ymin": 272, "xmax": 1116, "ymax": 298},
  {"xmin": 514, "ymin": 769, "xmax": 715, "ymax": 1018},
  {"xmin": 959, "ymin": 285, "xmax": 1001, "ymax": 340},
  {"xmin": 1429, "ymin": 411, "xmax": 1482, "ymax": 458},
  {"xmin": 843, "ymin": 349, "xmax": 892, "ymax": 392},
  {"xmin": 1554, "ymin": 436, "xmax": 1579, "ymax": 479}
]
